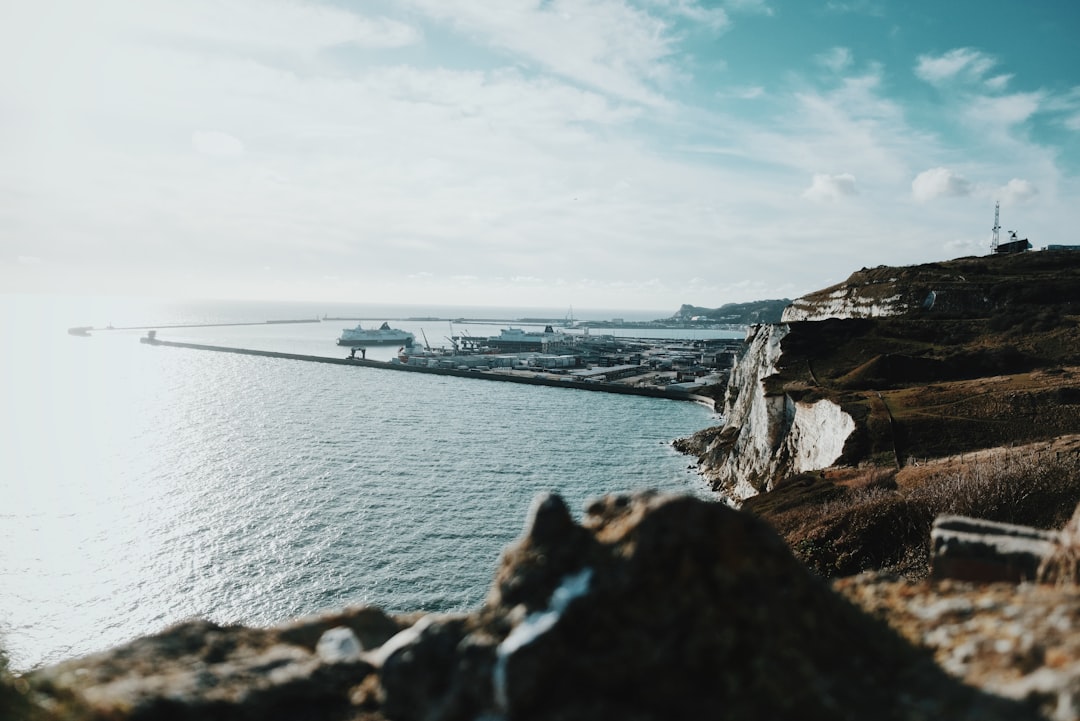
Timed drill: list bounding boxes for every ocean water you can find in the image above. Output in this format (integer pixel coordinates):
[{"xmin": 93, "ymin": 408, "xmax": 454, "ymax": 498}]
[{"xmin": 0, "ymin": 295, "xmax": 731, "ymax": 671}]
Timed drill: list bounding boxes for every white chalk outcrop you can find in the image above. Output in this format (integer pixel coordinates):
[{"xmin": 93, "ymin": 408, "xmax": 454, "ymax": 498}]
[
  {"xmin": 691, "ymin": 324, "xmax": 856, "ymax": 502},
  {"xmin": 782, "ymin": 285, "xmax": 912, "ymax": 322}
]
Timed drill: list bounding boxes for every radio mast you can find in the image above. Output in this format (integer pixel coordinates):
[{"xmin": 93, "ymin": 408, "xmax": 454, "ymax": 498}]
[{"xmin": 991, "ymin": 201, "xmax": 1001, "ymax": 251}]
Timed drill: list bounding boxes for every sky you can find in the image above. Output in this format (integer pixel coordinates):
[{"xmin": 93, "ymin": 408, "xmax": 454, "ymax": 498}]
[{"xmin": 2, "ymin": 1, "xmax": 1079, "ymax": 312}]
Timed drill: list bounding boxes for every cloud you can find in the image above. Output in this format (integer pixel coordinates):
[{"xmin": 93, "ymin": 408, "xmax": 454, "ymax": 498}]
[
  {"xmin": 17, "ymin": 255, "xmax": 43, "ymax": 265},
  {"xmin": 148, "ymin": 0, "xmax": 420, "ymax": 54},
  {"xmin": 825, "ymin": 0, "xmax": 885, "ymax": 15},
  {"xmin": 944, "ymin": 238, "xmax": 986, "ymax": 256},
  {"xmin": 912, "ymin": 167, "xmax": 972, "ymax": 202},
  {"xmin": 803, "ymin": 173, "xmax": 857, "ymax": 201},
  {"xmin": 1041, "ymin": 87, "xmax": 1080, "ymax": 131},
  {"xmin": 816, "ymin": 47, "xmax": 852, "ymax": 74},
  {"xmin": 400, "ymin": 0, "xmax": 695, "ymax": 106},
  {"xmin": 191, "ymin": 131, "xmax": 245, "ymax": 157},
  {"xmin": 724, "ymin": 0, "xmax": 774, "ymax": 15},
  {"xmin": 915, "ymin": 48, "xmax": 996, "ymax": 86},
  {"xmin": 642, "ymin": 0, "xmax": 730, "ymax": 29},
  {"xmin": 1, "ymin": 0, "xmax": 1074, "ymax": 311},
  {"xmin": 965, "ymin": 92, "xmax": 1043, "ymax": 129},
  {"xmin": 998, "ymin": 178, "xmax": 1038, "ymax": 205}
]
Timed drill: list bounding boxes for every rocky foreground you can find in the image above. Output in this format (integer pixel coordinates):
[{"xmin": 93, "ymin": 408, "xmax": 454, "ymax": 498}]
[{"xmin": 8, "ymin": 491, "xmax": 1080, "ymax": 720}]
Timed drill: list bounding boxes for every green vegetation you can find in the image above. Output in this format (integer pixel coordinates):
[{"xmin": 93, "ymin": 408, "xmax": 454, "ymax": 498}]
[{"xmin": 671, "ymin": 299, "xmax": 791, "ymax": 325}]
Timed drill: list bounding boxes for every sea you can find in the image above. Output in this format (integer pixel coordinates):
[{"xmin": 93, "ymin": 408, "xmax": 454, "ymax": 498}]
[{"xmin": 0, "ymin": 295, "xmax": 737, "ymax": 671}]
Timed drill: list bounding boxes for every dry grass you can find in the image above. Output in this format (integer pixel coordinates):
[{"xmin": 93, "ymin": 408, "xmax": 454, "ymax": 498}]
[
  {"xmin": 753, "ymin": 447, "xmax": 1080, "ymax": 580},
  {"xmin": 1038, "ymin": 504, "xmax": 1080, "ymax": 585}
]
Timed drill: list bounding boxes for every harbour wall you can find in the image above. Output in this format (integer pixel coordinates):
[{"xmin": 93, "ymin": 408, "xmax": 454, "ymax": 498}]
[
  {"xmin": 73, "ymin": 319, "xmax": 321, "ymax": 333},
  {"xmin": 140, "ymin": 337, "xmax": 712, "ymax": 405}
]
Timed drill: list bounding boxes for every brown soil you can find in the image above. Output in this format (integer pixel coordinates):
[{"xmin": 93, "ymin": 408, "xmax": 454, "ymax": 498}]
[{"xmin": 743, "ymin": 252, "xmax": 1080, "ymax": 580}]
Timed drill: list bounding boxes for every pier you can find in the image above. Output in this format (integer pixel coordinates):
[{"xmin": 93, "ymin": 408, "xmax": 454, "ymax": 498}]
[{"xmin": 139, "ymin": 336, "xmax": 713, "ymax": 405}]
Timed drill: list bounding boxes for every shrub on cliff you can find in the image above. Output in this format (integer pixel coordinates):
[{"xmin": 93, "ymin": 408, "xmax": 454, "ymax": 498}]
[{"xmin": 753, "ymin": 449, "xmax": 1080, "ymax": 579}]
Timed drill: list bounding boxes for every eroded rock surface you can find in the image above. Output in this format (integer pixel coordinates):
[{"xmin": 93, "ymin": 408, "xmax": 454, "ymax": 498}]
[{"xmin": 675, "ymin": 323, "xmax": 856, "ymax": 501}]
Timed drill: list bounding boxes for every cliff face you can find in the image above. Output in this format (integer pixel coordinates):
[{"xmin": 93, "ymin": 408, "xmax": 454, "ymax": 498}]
[
  {"xmin": 678, "ymin": 251, "xmax": 1080, "ymax": 503},
  {"xmin": 677, "ymin": 324, "xmax": 856, "ymax": 501}
]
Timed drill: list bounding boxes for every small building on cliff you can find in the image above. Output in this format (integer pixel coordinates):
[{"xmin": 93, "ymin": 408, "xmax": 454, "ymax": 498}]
[{"xmin": 995, "ymin": 232, "xmax": 1031, "ymax": 255}]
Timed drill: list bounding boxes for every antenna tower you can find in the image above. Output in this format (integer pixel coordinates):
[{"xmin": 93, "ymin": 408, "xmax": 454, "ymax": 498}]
[{"xmin": 991, "ymin": 201, "xmax": 1001, "ymax": 251}]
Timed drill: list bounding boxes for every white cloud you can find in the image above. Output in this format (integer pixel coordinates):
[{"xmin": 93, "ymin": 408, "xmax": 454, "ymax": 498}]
[
  {"xmin": 400, "ymin": 0, "xmax": 686, "ymax": 106},
  {"xmin": 192, "ymin": 131, "xmax": 245, "ymax": 157},
  {"xmin": 998, "ymin": 178, "xmax": 1038, "ymax": 205},
  {"xmin": 1041, "ymin": 87, "xmax": 1080, "ymax": 131},
  {"xmin": 725, "ymin": 0, "xmax": 775, "ymax": 14},
  {"xmin": 143, "ymin": 0, "xmax": 420, "ymax": 54},
  {"xmin": 944, "ymin": 238, "xmax": 986, "ymax": 256},
  {"xmin": 915, "ymin": 48, "xmax": 996, "ymax": 86},
  {"xmin": 1, "ymin": 0, "xmax": 1075, "ymax": 311},
  {"xmin": 816, "ymin": 47, "xmax": 852, "ymax": 74},
  {"xmin": 825, "ymin": 1, "xmax": 885, "ymax": 16},
  {"xmin": 984, "ymin": 74, "xmax": 1013, "ymax": 92},
  {"xmin": 965, "ymin": 92, "xmax": 1043, "ymax": 129},
  {"xmin": 642, "ymin": 0, "xmax": 730, "ymax": 29},
  {"xmin": 715, "ymin": 85, "xmax": 764, "ymax": 100},
  {"xmin": 912, "ymin": 167, "xmax": 972, "ymax": 202},
  {"xmin": 17, "ymin": 255, "xmax": 43, "ymax": 265},
  {"xmin": 767, "ymin": 68, "xmax": 915, "ymax": 187},
  {"xmin": 803, "ymin": 173, "xmax": 857, "ymax": 201}
]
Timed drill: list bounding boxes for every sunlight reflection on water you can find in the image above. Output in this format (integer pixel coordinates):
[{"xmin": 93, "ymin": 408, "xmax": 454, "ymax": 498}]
[{"xmin": 0, "ymin": 296, "xmax": 722, "ymax": 669}]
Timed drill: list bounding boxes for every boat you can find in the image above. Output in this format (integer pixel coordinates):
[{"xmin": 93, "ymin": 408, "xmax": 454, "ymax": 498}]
[
  {"xmin": 484, "ymin": 325, "xmax": 570, "ymax": 353},
  {"xmin": 337, "ymin": 321, "xmax": 415, "ymax": 346}
]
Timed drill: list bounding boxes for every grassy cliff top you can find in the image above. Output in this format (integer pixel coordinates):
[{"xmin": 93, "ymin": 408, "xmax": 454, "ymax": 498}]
[{"xmin": 791, "ymin": 249, "xmax": 1080, "ymax": 317}]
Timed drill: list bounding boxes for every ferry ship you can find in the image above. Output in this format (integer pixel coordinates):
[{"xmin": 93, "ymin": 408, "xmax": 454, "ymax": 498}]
[{"xmin": 337, "ymin": 321, "xmax": 415, "ymax": 346}]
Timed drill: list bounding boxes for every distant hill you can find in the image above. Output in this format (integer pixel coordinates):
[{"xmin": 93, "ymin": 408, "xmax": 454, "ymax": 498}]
[{"xmin": 670, "ymin": 299, "xmax": 791, "ymax": 325}]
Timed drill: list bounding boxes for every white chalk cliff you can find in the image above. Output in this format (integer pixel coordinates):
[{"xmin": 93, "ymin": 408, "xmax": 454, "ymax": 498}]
[
  {"xmin": 782, "ymin": 286, "xmax": 910, "ymax": 322},
  {"xmin": 688, "ymin": 323, "xmax": 855, "ymax": 503}
]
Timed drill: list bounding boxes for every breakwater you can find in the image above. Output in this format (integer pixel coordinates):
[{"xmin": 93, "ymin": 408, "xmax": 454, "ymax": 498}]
[
  {"xmin": 140, "ymin": 337, "xmax": 711, "ymax": 404},
  {"xmin": 71, "ymin": 319, "xmax": 320, "ymax": 334}
]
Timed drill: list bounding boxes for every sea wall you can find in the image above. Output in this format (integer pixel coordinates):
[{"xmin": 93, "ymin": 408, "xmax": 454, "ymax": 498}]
[{"xmin": 678, "ymin": 323, "xmax": 855, "ymax": 501}]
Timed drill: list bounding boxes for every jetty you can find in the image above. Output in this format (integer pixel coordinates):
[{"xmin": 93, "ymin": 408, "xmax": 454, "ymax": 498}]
[{"xmin": 139, "ymin": 335, "xmax": 711, "ymax": 404}]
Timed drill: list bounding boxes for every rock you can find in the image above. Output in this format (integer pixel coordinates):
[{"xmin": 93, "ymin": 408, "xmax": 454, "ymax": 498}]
[
  {"xmin": 315, "ymin": 627, "xmax": 363, "ymax": 664},
  {"xmin": 376, "ymin": 491, "xmax": 1035, "ymax": 720},
  {"xmin": 677, "ymin": 323, "xmax": 856, "ymax": 502},
  {"xmin": 276, "ymin": 605, "xmax": 405, "ymax": 651},
  {"xmin": 28, "ymin": 617, "xmax": 376, "ymax": 720},
  {"xmin": 22, "ymin": 493, "xmax": 1046, "ymax": 721},
  {"xmin": 931, "ymin": 514, "xmax": 1061, "ymax": 583},
  {"xmin": 837, "ymin": 571, "xmax": 1080, "ymax": 721}
]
